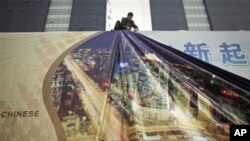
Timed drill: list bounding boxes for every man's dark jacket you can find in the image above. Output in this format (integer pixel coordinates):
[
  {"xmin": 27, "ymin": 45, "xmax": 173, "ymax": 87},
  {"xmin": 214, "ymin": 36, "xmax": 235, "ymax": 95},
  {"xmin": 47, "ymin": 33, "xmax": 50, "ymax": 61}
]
[{"xmin": 114, "ymin": 18, "xmax": 138, "ymax": 30}]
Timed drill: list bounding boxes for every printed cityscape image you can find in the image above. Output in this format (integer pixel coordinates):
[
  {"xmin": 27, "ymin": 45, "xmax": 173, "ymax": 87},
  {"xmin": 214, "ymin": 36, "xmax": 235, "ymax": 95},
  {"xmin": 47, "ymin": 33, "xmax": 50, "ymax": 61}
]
[
  {"xmin": 2, "ymin": 0, "xmax": 250, "ymax": 140},
  {"xmin": 50, "ymin": 32, "xmax": 250, "ymax": 141}
]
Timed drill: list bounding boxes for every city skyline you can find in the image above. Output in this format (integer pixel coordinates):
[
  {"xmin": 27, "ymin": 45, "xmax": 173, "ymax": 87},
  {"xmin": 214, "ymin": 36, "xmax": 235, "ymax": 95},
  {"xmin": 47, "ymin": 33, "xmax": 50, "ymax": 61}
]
[{"xmin": 50, "ymin": 31, "xmax": 250, "ymax": 141}]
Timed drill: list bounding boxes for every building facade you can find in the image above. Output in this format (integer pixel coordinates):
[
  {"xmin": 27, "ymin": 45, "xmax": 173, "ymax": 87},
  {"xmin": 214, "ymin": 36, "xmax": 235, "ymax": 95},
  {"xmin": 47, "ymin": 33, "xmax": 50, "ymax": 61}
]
[{"xmin": 0, "ymin": 0, "xmax": 250, "ymax": 32}]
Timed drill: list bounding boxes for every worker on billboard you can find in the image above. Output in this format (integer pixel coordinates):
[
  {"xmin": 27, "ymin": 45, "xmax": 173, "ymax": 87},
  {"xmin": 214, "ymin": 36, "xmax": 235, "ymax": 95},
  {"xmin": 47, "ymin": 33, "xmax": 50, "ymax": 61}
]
[{"xmin": 114, "ymin": 12, "xmax": 138, "ymax": 32}]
